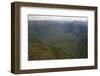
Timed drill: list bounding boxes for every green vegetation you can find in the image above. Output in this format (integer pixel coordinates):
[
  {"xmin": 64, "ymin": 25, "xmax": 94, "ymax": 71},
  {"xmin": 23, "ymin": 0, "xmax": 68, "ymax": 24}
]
[{"xmin": 28, "ymin": 37, "xmax": 88, "ymax": 60}]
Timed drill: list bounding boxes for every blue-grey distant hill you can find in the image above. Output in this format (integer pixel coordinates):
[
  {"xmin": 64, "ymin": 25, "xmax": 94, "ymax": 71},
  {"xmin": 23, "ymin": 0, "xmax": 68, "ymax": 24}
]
[{"xmin": 28, "ymin": 20, "xmax": 88, "ymax": 40}]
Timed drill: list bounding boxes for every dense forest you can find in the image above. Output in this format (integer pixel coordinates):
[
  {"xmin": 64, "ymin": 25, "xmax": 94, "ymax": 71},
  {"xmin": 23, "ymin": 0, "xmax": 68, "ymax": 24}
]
[{"xmin": 28, "ymin": 20, "xmax": 88, "ymax": 60}]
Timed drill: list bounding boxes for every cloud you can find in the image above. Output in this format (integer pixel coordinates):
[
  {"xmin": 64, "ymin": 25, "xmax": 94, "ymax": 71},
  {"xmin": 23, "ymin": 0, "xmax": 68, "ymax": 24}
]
[{"xmin": 28, "ymin": 15, "xmax": 88, "ymax": 22}]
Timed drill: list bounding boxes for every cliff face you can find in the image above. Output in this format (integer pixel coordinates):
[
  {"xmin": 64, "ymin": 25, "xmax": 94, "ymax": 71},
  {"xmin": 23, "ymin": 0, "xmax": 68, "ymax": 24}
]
[{"xmin": 28, "ymin": 20, "xmax": 88, "ymax": 40}]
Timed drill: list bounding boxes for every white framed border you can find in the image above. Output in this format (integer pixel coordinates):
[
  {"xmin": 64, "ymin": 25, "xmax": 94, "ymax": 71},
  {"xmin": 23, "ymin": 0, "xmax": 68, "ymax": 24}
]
[{"xmin": 20, "ymin": 6, "xmax": 95, "ymax": 70}]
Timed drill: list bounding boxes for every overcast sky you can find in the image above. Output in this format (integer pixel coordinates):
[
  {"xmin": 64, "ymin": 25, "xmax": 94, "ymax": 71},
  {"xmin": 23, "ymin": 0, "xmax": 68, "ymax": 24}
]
[{"xmin": 28, "ymin": 15, "xmax": 88, "ymax": 21}]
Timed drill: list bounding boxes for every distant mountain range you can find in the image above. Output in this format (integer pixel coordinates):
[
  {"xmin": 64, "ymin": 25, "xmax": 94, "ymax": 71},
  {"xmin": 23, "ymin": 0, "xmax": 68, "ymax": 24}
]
[{"xmin": 28, "ymin": 20, "xmax": 88, "ymax": 40}]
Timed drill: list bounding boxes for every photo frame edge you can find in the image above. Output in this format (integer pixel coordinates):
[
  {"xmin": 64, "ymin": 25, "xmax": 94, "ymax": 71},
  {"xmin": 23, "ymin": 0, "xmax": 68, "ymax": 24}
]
[{"xmin": 11, "ymin": 2, "xmax": 98, "ymax": 74}]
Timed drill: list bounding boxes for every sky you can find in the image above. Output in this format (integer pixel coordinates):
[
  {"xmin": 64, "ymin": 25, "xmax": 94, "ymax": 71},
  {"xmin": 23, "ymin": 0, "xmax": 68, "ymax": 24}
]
[{"xmin": 28, "ymin": 15, "xmax": 88, "ymax": 21}]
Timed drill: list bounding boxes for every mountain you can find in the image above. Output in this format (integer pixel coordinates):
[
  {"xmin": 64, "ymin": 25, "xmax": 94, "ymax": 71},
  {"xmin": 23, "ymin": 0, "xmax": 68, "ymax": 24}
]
[
  {"xmin": 28, "ymin": 20, "xmax": 88, "ymax": 60},
  {"xmin": 28, "ymin": 20, "xmax": 88, "ymax": 40}
]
